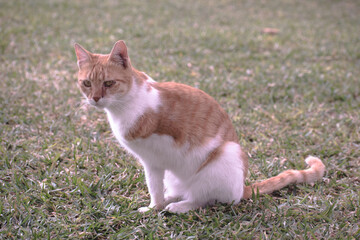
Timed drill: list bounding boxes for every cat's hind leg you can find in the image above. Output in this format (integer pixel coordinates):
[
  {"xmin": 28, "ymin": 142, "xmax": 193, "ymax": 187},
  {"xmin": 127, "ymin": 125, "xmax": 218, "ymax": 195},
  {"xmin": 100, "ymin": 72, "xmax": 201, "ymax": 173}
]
[{"xmin": 165, "ymin": 142, "xmax": 246, "ymax": 213}]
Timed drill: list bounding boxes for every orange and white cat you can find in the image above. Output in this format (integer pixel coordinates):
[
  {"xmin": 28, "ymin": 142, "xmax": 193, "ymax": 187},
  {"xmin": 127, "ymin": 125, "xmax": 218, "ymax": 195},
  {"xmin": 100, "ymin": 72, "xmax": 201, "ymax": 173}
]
[{"xmin": 74, "ymin": 40, "xmax": 325, "ymax": 213}]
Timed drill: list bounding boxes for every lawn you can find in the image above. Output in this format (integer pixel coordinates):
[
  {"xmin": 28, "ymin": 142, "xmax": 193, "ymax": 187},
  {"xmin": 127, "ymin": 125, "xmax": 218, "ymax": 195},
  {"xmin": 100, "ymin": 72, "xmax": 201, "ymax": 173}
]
[{"xmin": 1, "ymin": 0, "xmax": 359, "ymax": 239}]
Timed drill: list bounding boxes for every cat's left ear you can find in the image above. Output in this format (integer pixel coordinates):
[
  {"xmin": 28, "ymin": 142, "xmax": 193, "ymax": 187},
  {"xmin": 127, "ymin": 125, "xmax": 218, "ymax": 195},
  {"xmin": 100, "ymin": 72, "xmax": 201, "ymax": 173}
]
[
  {"xmin": 74, "ymin": 43, "xmax": 91, "ymax": 69},
  {"xmin": 108, "ymin": 40, "xmax": 130, "ymax": 69}
]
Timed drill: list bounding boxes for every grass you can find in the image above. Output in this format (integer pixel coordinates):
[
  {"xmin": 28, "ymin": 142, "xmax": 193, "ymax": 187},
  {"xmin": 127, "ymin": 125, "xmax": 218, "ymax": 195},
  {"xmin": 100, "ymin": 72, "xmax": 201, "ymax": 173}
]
[{"xmin": 1, "ymin": 0, "xmax": 359, "ymax": 239}]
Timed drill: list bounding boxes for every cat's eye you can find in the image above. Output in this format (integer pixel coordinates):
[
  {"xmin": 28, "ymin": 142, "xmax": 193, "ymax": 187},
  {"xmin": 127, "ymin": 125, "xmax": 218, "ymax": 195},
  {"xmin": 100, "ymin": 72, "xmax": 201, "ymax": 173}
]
[
  {"xmin": 104, "ymin": 80, "xmax": 115, "ymax": 88},
  {"xmin": 82, "ymin": 80, "xmax": 91, "ymax": 87}
]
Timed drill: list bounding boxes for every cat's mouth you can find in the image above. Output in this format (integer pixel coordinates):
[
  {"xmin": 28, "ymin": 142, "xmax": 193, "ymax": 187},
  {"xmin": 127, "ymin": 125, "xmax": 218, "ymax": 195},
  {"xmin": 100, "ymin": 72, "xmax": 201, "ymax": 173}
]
[{"xmin": 88, "ymin": 98, "xmax": 106, "ymax": 109}]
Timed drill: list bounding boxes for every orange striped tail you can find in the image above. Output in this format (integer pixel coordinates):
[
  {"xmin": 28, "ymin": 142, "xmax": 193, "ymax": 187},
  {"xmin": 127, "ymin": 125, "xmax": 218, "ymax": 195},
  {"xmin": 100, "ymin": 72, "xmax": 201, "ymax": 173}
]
[{"xmin": 243, "ymin": 156, "xmax": 325, "ymax": 199}]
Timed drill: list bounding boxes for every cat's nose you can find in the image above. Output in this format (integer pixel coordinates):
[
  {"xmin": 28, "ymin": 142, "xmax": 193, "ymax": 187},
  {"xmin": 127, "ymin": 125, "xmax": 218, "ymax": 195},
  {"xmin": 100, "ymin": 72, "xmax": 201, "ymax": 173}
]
[{"xmin": 93, "ymin": 96, "xmax": 101, "ymax": 102}]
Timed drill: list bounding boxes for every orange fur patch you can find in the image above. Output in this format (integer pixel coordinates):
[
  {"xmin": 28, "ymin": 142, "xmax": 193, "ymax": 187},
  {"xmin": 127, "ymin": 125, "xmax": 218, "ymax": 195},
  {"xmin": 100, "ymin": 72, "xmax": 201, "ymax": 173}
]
[{"xmin": 125, "ymin": 82, "xmax": 238, "ymax": 148}]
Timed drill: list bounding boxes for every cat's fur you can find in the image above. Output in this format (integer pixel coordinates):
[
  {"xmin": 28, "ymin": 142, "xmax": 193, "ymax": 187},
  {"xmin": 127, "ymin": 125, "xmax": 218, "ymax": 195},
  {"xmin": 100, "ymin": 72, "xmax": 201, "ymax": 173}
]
[{"xmin": 74, "ymin": 40, "xmax": 325, "ymax": 213}]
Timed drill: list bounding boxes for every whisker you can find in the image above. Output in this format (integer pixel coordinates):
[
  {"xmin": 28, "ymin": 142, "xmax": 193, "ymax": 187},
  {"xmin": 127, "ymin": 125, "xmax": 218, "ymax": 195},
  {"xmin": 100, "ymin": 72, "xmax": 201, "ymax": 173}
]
[{"xmin": 72, "ymin": 98, "xmax": 91, "ymax": 116}]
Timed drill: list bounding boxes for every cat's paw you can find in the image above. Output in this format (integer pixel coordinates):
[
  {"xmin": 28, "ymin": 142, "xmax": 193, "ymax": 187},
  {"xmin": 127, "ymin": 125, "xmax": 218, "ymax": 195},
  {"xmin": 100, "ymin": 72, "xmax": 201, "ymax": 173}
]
[
  {"xmin": 138, "ymin": 202, "xmax": 165, "ymax": 213},
  {"xmin": 138, "ymin": 206, "xmax": 153, "ymax": 213},
  {"xmin": 165, "ymin": 201, "xmax": 196, "ymax": 213},
  {"xmin": 164, "ymin": 196, "xmax": 181, "ymax": 205}
]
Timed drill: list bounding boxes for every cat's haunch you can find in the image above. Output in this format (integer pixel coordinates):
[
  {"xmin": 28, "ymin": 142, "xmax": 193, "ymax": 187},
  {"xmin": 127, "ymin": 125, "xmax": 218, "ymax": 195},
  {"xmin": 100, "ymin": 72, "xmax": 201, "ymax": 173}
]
[{"xmin": 75, "ymin": 40, "xmax": 325, "ymax": 213}]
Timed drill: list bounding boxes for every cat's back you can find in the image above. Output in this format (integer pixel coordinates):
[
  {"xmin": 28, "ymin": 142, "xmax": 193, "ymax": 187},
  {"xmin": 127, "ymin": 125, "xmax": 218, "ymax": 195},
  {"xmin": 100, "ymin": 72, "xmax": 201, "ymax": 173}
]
[
  {"xmin": 149, "ymin": 81, "xmax": 238, "ymax": 146},
  {"xmin": 152, "ymin": 81, "xmax": 217, "ymax": 108}
]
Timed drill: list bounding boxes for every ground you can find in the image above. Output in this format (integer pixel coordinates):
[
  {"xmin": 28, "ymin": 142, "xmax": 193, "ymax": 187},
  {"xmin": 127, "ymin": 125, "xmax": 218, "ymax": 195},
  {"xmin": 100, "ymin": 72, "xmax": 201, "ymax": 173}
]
[{"xmin": 0, "ymin": 0, "xmax": 359, "ymax": 239}]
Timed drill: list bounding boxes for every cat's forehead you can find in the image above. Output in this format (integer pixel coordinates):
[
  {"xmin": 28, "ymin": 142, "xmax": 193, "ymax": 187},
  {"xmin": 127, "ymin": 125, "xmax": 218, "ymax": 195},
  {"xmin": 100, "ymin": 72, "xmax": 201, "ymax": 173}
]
[
  {"xmin": 91, "ymin": 53, "xmax": 110, "ymax": 64},
  {"xmin": 77, "ymin": 54, "xmax": 127, "ymax": 80}
]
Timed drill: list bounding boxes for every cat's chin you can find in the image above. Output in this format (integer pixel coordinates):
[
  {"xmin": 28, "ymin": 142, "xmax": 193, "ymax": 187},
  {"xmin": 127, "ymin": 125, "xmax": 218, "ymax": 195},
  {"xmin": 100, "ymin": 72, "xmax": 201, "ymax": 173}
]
[{"xmin": 91, "ymin": 104, "xmax": 106, "ymax": 109}]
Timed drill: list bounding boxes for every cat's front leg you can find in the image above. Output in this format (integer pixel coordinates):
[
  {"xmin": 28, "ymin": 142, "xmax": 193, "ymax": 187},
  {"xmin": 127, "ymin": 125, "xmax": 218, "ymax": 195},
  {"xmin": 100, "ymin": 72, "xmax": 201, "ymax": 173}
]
[{"xmin": 138, "ymin": 164, "xmax": 165, "ymax": 212}]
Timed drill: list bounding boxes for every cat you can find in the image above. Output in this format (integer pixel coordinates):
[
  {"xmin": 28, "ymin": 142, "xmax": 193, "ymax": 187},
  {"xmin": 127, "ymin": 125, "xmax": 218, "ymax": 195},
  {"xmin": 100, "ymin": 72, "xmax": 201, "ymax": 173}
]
[{"xmin": 74, "ymin": 40, "xmax": 325, "ymax": 213}]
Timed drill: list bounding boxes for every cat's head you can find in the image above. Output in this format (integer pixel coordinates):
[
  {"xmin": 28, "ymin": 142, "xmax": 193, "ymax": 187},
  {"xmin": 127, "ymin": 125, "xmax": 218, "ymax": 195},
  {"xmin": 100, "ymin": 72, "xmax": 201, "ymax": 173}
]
[{"xmin": 74, "ymin": 40, "xmax": 133, "ymax": 109}]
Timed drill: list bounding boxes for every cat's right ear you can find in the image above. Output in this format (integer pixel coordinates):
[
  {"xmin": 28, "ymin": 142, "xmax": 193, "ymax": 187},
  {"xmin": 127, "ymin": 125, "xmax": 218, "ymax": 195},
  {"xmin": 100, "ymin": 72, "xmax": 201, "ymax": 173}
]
[
  {"xmin": 74, "ymin": 43, "xmax": 91, "ymax": 69},
  {"xmin": 108, "ymin": 40, "xmax": 130, "ymax": 69}
]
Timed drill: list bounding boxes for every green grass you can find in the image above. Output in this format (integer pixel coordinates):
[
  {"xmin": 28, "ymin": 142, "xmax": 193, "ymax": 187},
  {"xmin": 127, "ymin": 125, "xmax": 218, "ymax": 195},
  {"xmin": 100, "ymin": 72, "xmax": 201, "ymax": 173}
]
[{"xmin": 1, "ymin": 0, "xmax": 359, "ymax": 239}]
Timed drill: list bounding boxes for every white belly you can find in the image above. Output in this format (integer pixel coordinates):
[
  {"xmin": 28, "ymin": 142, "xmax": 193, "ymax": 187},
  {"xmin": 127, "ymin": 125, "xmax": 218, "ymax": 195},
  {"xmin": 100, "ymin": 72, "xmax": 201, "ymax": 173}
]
[{"xmin": 117, "ymin": 133, "xmax": 221, "ymax": 178}]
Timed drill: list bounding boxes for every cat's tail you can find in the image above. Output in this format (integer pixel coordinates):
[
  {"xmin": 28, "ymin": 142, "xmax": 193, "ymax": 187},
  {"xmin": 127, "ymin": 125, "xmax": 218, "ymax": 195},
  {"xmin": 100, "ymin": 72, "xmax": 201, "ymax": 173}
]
[{"xmin": 243, "ymin": 156, "xmax": 325, "ymax": 199}]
